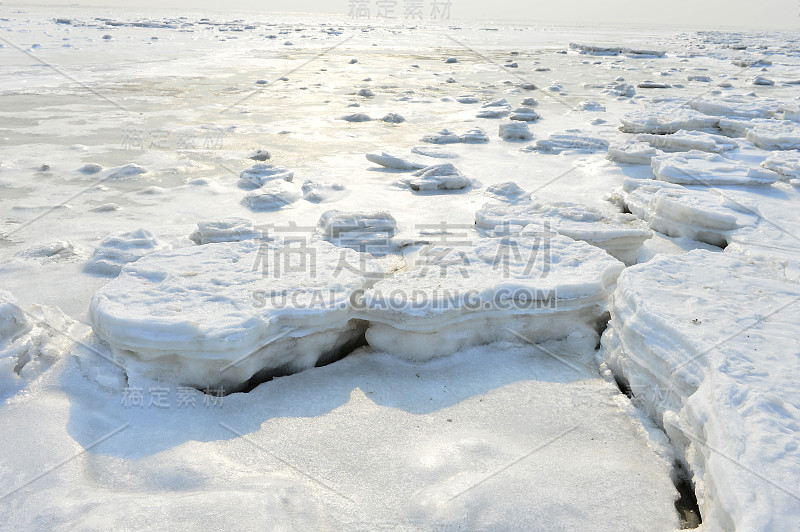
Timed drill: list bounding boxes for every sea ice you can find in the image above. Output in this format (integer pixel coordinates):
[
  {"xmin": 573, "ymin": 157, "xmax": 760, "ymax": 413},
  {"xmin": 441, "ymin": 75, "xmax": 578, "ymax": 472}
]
[
  {"xmin": 601, "ymin": 251, "xmax": 800, "ymax": 530},
  {"xmin": 744, "ymin": 121, "xmax": 800, "ymax": 150},
  {"xmin": 498, "ymin": 122, "xmax": 532, "ymax": 141},
  {"xmin": 607, "ymin": 141, "xmax": 661, "ymax": 165},
  {"xmin": 637, "ymin": 130, "xmax": 738, "ymax": 153},
  {"xmin": 485, "ymin": 181, "xmax": 531, "ymax": 203},
  {"xmin": 365, "ymin": 151, "xmax": 426, "ymax": 171},
  {"xmin": 401, "ymin": 163, "xmax": 476, "ymax": 192},
  {"xmin": 90, "ymin": 240, "xmax": 381, "ymax": 390},
  {"xmin": 651, "ymin": 151, "xmax": 778, "ymax": 186},
  {"xmin": 524, "ymin": 134, "xmax": 609, "ymax": 154},
  {"xmin": 301, "ymin": 180, "xmax": 347, "ymax": 202},
  {"xmin": 620, "ymin": 105, "xmax": 720, "ymax": 134},
  {"xmin": 189, "ymin": 218, "xmax": 259, "ymax": 245},
  {"xmin": 85, "ymin": 229, "xmax": 169, "ymax": 276},
  {"xmin": 238, "ymin": 163, "xmax": 294, "ymax": 188},
  {"xmin": 475, "ymin": 200, "xmax": 651, "ymax": 265},
  {"xmin": 761, "ymin": 151, "xmax": 800, "ymax": 182},
  {"xmin": 317, "ymin": 210, "xmax": 397, "ymax": 254},
  {"xmin": 242, "ymin": 181, "xmax": 301, "ymax": 211},
  {"xmin": 509, "ymin": 107, "xmax": 540, "ymax": 122}
]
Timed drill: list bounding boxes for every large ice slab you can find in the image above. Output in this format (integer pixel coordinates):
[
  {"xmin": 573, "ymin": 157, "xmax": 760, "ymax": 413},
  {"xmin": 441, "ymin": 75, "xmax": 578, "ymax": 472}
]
[
  {"xmin": 621, "ymin": 178, "xmax": 757, "ymax": 247},
  {"xmin": 524, "ymin": 134, "xmax": 609, "ymax": 154},
  {"xmin": 421, "ymin": 127, "xmax": 489, "ymax": 144},
  {"xmin": 686, "ymin": 96, "xmax": 784, "ymax": 119},
  {"xmin": 744, "ymin": 121, "xmax": 800, "ymax": 150},
  {"xmin": 607, "ymin": 140, "xmax": 661, "ymax": 165},
  {"xmin": 85, "ymin": 229, "xmax": 169, "ymax": 276},
  {"xmin": 601, "ymin": 251, "xmax": 800, "ymax": 530},
  {"xmin": 651, "ymin": 151, "xmax": 778, "ymax": 186},
  {"xmin": 90, "ymin": 240, "xmax": 381, "ymax": 390},
  {"xmin": 620, "ymin": 105, "xmax": 720, "ymax": 134},
  {"xmin": 317, "ymin": 210, "xmax": 397, "ymax": 255},
  {"xmin": 362, "ymin": 233, "xmax": 624, "ymax": 360},
  {"xmin": 761, "ymin": 151, "xmax": 800, "ymax": 183},
  {"xmin": 476, "ymin": 200, "xmax": 651, "ymax": 265},
  {"xmin": 637, "ymin": 130, "xmax": 737, "ymax": 153},
  {"xmin": 365, "ymin": 151, "xmax": 426, "ymax": 171},
  {"xmin": 238, "ymin": 163, "xmax": 294, "ymax": 188},
  {"xmin": 400, "ymin": 163, "xmax": 477, "ymax": 192}
]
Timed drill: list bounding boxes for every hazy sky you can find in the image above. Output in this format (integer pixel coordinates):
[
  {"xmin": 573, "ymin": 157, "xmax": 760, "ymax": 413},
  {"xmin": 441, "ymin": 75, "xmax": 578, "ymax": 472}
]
[{"xmin": 8, "ymin": 0, "xmax": 800, "ymax": 30}]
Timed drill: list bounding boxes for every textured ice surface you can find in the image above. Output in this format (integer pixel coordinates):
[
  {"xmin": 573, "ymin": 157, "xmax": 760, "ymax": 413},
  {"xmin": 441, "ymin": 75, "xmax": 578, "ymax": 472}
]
[
  {"xmin": 85, "ymin": 229, "xmax": 169, "ymax": 276},
  {"xmin": 238, "ymin": 163, "xmax": 294, "ymax": 188},
  {"xmin": 621, "ymin": 178, "xmax": 757, "ymax": 247},
  {"xmin": 498, "ymin": 121, "xmax": 532, "ymax": 141},
  {"xmin": 189, "ymin": 218, "xmax": 259, "ymax": 245},
  {"xmin": 485, "ymin": 181, "xmax": 531, "ymax": 203},
  {"xmin": 242, "ymin": 181, "xmax": 301, "ymax": 211},
  {"xmin": 421, "ymin": 127, "xmax": 489, "ymax": 144},
  {"xmin": 90, "ymin": 240, "xmax": 380, "ymax": 389},
  {"xmin": 686, "ymin": 96, "xmax": 784, "ymax": 119},
  {"xmin": 525, "ymin": 134, "xmax": 609, "ymax": 154},
  {"xmin": 401, "ymin": 163, "xmax": 476, "ymax": 192},
  {"xmin": 637, "ymin": 130, "xmax": 737, "ymax": 153},
  {"xmin": 509, "ymin": 107, "xmax": 540, "ymax": 122},
  {"xmin": 601, "ymin": 251, "xmax": 800, "ymax": 530},
  {"xmin": 761, "ymin": 151, "xmax": 800, "ymax": 183},
  {"xmin": 363, "ymin": 233, "xmax": 624, "ymax": 359},
  {"xmin": 475, "ymin": 200, "xmax": 651, "ymax": 265},
  {"xmin": 744, "ymin": 121, "xmax": 800, "ymax": 150},
  {"xmin": 652, "ymin": 151, "xmax": 778, "ymax": 186}
]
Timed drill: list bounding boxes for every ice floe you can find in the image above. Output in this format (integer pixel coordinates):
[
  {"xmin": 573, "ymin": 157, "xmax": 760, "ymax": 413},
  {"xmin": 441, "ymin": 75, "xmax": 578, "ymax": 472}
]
[
  {"xmin": 243, "ymin": 181, "xmax": 301, "ymax": 211},
  {"xmin": 620, "ymin": 105, "xmax": 720, "ymax": 134},
  {"xmin": 190, "ymin": 218, "xmax": 259, "ymax": 245},
  {"xmin": 601, "ymin": 251, "xmax": 800, "ymax": 529},
  {"xmin": 475, "ymin": 200, "xmax": 651, "ymax": 265},
  {"xmin": 524, "ymin": 134, "xmax": 609, "ymax": 154},
  {"xmin": 498, "ymin": 122, "xmax": 532, "ymax": 141},
  {"xmin": 366, "ymin": 151, "xmax": 426, "ymax": 171},
  {"xmin": 317, "ymin": 210, "xmax": 397, "ymax": 254},
  {"xmin": 421, "ymin": 128, "xmax": 489, "ymax": 144},
  {"xmin": 607, "ymin": 141, "xmax": 661, "ymax": 165},
  {"xmin": 485, "ymin": 182, "xmax": 531, "ymax": 203},
  {"xmin": 401, "ymin": 163, "xmax": 477, "ymax": 192},
  {"xmin": 761, "ymin": 151, "xmax": 800, "ymax": 183},
  {"xmin": 637, "ymin": 130, "xmax": 738, "ymax": 153},
  {"xmin": 651, "ymin": 151, "xmax": 778, "ymax": 186},
  {"xmin": 238, "ymin": 163, "xmax": 294, "ymax": 188},
  {"xmin": 85, "ymin": 229, "xmax": 169, "ymax": 276},
  {"xmin": 362, "ymin": 232, "xmax": 625, "ymax": 360},
  {"xmin": 89, "ymin": 240, "xmax": 381, "ymax": 390},
  {"xmin": 301, "ymin": 180, "xmax": 347, "ymax": 202}
]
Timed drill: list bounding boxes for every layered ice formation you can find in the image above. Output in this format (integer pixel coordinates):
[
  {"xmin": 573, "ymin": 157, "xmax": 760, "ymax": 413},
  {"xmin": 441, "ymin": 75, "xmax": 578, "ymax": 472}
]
[
  {"xmin": 85, "ymin": 229, "xmax": 169, "ymax": 276},
  {"xmin": 620, "ymin": 178, "xmax": 757, "ymax": 247},
  {"xmin": 651, "ymin": 151, "xmax": 779, "ymax": 186},
  {"xmin": 242, "ymin": 181, "xmax": 301, "ymax": 211},
  {"xmin": 524, "ymin": 134, "xmax": 609, "ymax": 154},
  {"xmin": 365, "ymin": 151, "xmax": 426, "ymax": 171},
  {"xmin": 761, "ymin": 151, "xmax": 800, "ymax": 183},
  {"xmin": 189, "ymin": 218, "xmax": 259, "ymax": 245},
  {"xmin": 317, "ymin": 210, "xmax": 397, "ymax": 254},
  {"xmin": 238, "ymin": 163, "xmax": 294, "ymax": 188},
  {"xmin": 744, "ymin": 121, "xmax": 800, "ymax": 150},
  {"xmin": 90, "ymin": 240, "xmax": 381, "ymax": 390},
  {"xmin": 362, "ymin": 233, "xmax": 625, "ymax": 360},
  {"xmin": 620, "ymin": 105, "xmax": 720, "ymax": 134},
  {"xmin": 421, "ymin": 128, "xmax": 489, "ymax": 144},
  {"xmin": 637, "ymin": 130, "xmax": 737, "ymax": 153},
  {"xmin": 607, "ymin": 141, "xmax": 660, "ymax": 165},
  {"xmin": 475, "ymin": 200, "xmax": 651, "ymax": 265},
  {"xmin": 498, "ymin": 122, "xmax": 532, "ymax": 141},
  {"xmin": 600, "ymin": 251, "xmax": 800, "ymax": 530}
]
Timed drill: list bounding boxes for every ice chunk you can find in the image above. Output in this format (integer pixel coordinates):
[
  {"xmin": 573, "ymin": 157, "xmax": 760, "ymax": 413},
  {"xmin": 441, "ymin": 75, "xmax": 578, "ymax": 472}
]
[
  {"xmin": 607, "ymin": 141, "xmax": 661, "ymax": 165},
  {"xmin": 411, "ymin": 145, "xmax": 458, "ymax": 159},
  {"xmin": 421, "ymin": 128, "xmax": 488, "ymax": 144},
  {"xmin": 569, "ymin": 43, "xmax": 664, "ymax": 58},
  {"xmin": 238, "ymin": 163, "xmax": 294, "ymax": 188},
  {"xmin": 637, "ymin": 81, "xmax": 670, "ymax": 89},
  {"xmin": 317, "ymin": 210, "xmax": 397, "ymax": 255},
  {"xmin": 620, "ymin": 105, "xmax": 720, "ymax": 134},
  {"xmin": 637, "ymin": 130, "xmax": 738, "ymax": 153},
  {"xmin": 745, "ymin": 121, "xmax": 800, "ymax": 150},
  {"xmin": 651, "ymin": 151, "xmax": 778, "ymax": 186},
  {"xmin": 342, "ymin": 113, "xmax": 372, "ymax": 122},
  {"xmin": 601, "ymin": 251, "xmax": 800, "ymax": 530},
  {"xmin": 248, "ymin": 149, "xmax": 271, "ymax": 161},
  {"xmin": 401, "ymin": 163, "xmax": 476, "ymax": 192},
  {"xmin": 23, "ymin": 241, "xmax": 76, "ymax": 260},
  {"xmin": 525, "ymin": 134, "xmax": 609, "ymax": 154},
  {"xmin": 77, "ymin": 163, "xmax": 103, "ymax": 175},
  {"xmin": 475, "ymin": 200, "xmax": 651, "ymax": 265},
  {"xmin": 603, "ymin": 81, "xmax": 635, "ymax": 98},
  {"xmin": 365, "ymin": 151, "xmax": 426, "ymax": 171},
  {"xmin": 1, "ymin": 293, "xmax": 76, "ymax": 402},
  {"xmin": 455, "ymin": 95, "xmax": 479, "ymax": 104},
  {"xmin": 243, "ymin": 181, "xmax": 301, "ymax": 211},
  {"xmin": 85, "ymin": 229, "xmax": 169, "ymax": 276},
  {"xmin": 509, "ymin": 107, "xmax": 540, "ymax": 122},
  {"xmin": 476, "ymin": 107, "xmax": 510, "ymax": 119},
  {"xmin": 189, "ymin": 218, "xmax": 259, "ymax": 245},
  {"xmin": 107, "ymin": 163, "xmax": 148, "ymax": 179},
  {"xmin": 761, "ymin": 151, "xmax": 800, "ymax": 182},
  {"xmin": 90, "ymin": 240, "xmax": 381, "ymax": 390},
  {"xmin": 382, "ymin": 113, "xmax": 405, "ymax": 123},
  {"xmin": 498, "ymin": 122, "xmax": 532, "ymax": 141},
  {"xmin": 362, "ymin": 233, "xmax": 624, "ymax": 360},
  {"xmin": 460, "ymin": 127, "xmax": 490, "ymax": 143},
  {"xmin": 485, "ymin": 182, "xmax": 531, "ymax": 203},
  {"xmin": 301, "ymin": 180, "xmax": 346, "ymax": 203},
  {"xmin": 686, "ymin": 96, "xmax": 783, "ymax": 119},
  {"xmin": 573, "ymin": 100, "xmax": 605, "ymax": 112},
  {"xmin": 621, "ymin": 178, "xmax": 756, "ymax": 247}
]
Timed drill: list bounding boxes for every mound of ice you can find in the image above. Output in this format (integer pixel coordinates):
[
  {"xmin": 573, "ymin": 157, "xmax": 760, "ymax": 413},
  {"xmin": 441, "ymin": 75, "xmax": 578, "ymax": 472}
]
[
  {"xmin": 362, "ymin": 232, "xmax": 624, "ymax": 360},
  {"xmin": 1, "ymin": 291, "xmax": 77, "ymax": 402},
  {"xmin": 301, "ymin": 180, "xmax": 346, "ymax": 202},
  {"xmin": 509, "ymin": 107, "xmax": 540, "ymax": 122},
  {"xmin": 637, "ymin": 81, "xmax": 670, "ymax": 89},
  {"xmin": 317, "ymin": 210, "xmax": 396, "ymax": 255},
  {"xmin": 421, "ymin": 128, "xmax": 489, "ymax": 144},
  {"xmin": 456, "ymin": 95, "xmax": 479, "ymax": 104},
  {"xmin": 600, "ymin": 251, "xmax": 800, "ymax": 529},
  {"xmin": 485, "ymin": 182, "xmax": 531, "ymax": 203},
  {"xmin": 744, "ymin": 121, "xmax": 800, "ymax": 150},
  {"xmin": 23, "ymin": 241, "xmax": 76, "ymax": 260},
  {"xmin": 342, "ymin": 113, "xmax": 372, "ymax": 122},
  {"xmin": 761, "ymin": 151, "xmax": 800, "ymax": 182},
  {"xmin": 365, "ymin": 151, "xmax": 426, "ymax": 171},
  {"xmin": 401, "ymin": 163, "xmax": 476, "ymax": 192},
  {"xmin": 85, "ymin": 229, "xmax": 169, "ymax": 276},
  {"xmin": 411, "ymin": 145, "xmax": 458, "ymax": 159},
  {"xmin": 637, "ymin": 130, "xmax": 738, "ymax": 153},
  {"xmin": 382, "ymin": 113, "xmax": 405, "ymax": 124},
  {"xmin": 570, "ymin": 43, "xmax": 665, "ymax": 58},
  {"xmin": 651, "ymin": 151, "xmax": 778, "ymax": 186},
  {"xmin": 90, "ymin": 240, "xmax": 381, "ymax": 390},
  {"xmin": 498, "ymin": 122, "xmax": 532, "ymax": 141},
  {"xmin": 621, "ymin": 178, "xmax": 757, "ymax": 247},
  {"xmin": 243, "ymin": 181, "xmax": 301, "ymax": 211},
  {"xmin": 716, "ymin": 117, "xmax": 776, "ymax": 138},
  {"xmin": 475, "ymin": 200, "xmax": 651, "ymax": 265},
  {"xmin": 107, "ymin": 163, "xmax": 148, "ymax": 179},
  {"xmin": 238, "ymin": 163, "xmax": 294, "ymax": 188},
  {"xmin": 621, "ymin": 105, "xmax": 720, "ymax": 134},
  {"xmin": 77, "ymin": 163, "xmax": 103, "ymax": 175},
  {"xmin": 190, "ymin": 218, "xmax": 258, "ymax": 245},
  {"xmin": 476, "ymin": 107, "xmax": 510, "ymax": 119},
  {"xmin": 573, "ymin": 100, "xmax": 605, "ymax": 112},
  {"xmin": 603, "ymin": 81, "xmax": 635, "ymax": 98},
  {"xmin": 686, "ymin": 96, "xmax": 783, "ymax": 119},
  {"xmin": 525, "ymin": 134, "xmax": 609, "ymax": 154},
  {"xmin": 607, "ymin": 141, "xmax": 661, "ymax": 165},
  {"xmin": 248, "ymin": 149, "xmax": 271, "ymax": 161}
]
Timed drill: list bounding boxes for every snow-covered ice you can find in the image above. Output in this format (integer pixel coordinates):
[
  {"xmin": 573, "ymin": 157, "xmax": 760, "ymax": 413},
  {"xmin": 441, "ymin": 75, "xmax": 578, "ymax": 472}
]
[
  {"xmin": 401, "ymin": 163, "xmax": 477, "ymax": 192},
  {"xmin": 637, "ymin": 130, "xmax": 738, "ymax": 153},
  {"xmin": 189, "ymin": 218, "xmax": 259, "ymax": 245},
  {"xmin": 651, "ymin": 151, "xmax": 779, "ymax": 186},
  {"xmin": 85, "ymin": 229, "xmax": 169, "ymax": 276}
]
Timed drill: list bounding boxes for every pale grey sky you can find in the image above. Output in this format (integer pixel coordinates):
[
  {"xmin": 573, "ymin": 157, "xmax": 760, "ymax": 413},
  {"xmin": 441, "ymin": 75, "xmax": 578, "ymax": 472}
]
[{"xmin": 8, "ymin": 0, "xmax": 800, "ymax": 30}]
